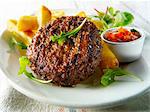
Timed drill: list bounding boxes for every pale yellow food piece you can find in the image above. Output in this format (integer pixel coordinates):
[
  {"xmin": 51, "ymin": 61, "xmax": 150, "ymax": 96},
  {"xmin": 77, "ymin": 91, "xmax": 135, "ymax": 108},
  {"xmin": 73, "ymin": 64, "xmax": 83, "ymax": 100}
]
[
  {"xmin": 7, "ymin": 19, "xmax": 34, "ymax": 45},
  {"xmin": 76, "ymin": 11, "xmax": 87, "ymax": 17},
  {"xmin": 100, "ymin": 40, "xmax": 119, "ymax": 69},
  {"xmin": 7, "ymin": 19, "xmax": 17, "ymax": 31},
  {"xmin": 91, "ymin": 20, "xmax": 103, "ymax": 30},
  {"xmin": 17, "ymin": 16, "xmax": 39, "ymax": 31},
  {"xmin": 37, "ymin": 5, "xmax": 52, "ymax": 26},
  {"xmin": 75, "ymin": 12, "xmax": 103, "ymax": 30},
  {"xmin": 51, "ymin": 10, "xmax": 65, "ymax": 20}
]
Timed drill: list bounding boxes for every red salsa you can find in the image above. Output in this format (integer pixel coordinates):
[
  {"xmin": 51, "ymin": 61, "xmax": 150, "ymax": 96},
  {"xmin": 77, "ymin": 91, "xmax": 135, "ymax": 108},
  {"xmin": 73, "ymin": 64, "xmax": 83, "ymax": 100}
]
[{"xmin": 104, "ymin": 27, "xmax": 141, "ymax": 42}]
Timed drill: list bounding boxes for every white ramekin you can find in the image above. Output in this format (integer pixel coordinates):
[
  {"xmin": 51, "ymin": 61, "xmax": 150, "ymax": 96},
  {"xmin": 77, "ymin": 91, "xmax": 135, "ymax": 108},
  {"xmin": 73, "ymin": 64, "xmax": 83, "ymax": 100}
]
[{"xmin": 101, "ymin": 27, "xmax": 146, "ymax": 63}]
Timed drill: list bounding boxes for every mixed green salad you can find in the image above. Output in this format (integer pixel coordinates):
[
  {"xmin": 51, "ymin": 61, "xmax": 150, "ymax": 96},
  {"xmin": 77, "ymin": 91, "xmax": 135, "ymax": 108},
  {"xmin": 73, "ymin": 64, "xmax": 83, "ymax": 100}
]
[{"xmin": 93, "ymin": 7, "xmax": 134, "ymax": 33}]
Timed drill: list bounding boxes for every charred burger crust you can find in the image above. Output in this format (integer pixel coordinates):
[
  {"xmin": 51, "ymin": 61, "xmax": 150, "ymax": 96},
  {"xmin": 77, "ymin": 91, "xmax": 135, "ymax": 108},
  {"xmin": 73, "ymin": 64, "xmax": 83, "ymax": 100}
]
[{"xmin": 27, "ymin": 16, "xmax": 101, "ymax": 86}]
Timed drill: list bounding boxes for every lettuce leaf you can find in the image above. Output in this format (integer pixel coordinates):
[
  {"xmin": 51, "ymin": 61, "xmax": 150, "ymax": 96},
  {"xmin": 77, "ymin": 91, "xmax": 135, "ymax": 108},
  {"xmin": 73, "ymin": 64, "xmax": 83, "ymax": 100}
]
[
  {"xmin": 18, "ymin": 56, "xmax": 52, "ymax": 84},
  {"xmin": 113, "ymin": 12, "xmax": 134, "ymax": 27},
  {"xmin": 101, "ymin": 68, "xmax": 141, "ymax": 86}
]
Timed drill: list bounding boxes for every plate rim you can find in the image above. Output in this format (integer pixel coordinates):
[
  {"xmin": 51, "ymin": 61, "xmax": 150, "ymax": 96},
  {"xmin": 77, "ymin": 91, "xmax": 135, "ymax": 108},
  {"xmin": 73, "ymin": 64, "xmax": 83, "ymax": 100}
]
[{"xmin": 0, "ymin": 66, "xmax": 150, "ymax": 108}]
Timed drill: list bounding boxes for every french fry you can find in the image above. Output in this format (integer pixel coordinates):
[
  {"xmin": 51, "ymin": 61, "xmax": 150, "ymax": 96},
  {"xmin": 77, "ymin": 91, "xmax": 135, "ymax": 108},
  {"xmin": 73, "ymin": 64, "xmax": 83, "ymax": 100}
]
[
  {"xmin": 100, "ymin": 40, "xmax": 119, "ymax": 69},
  {"xmin": 37, "ymin": 5, "xmax": 52, "ymax": 26},
  {"xmin": 76, "ymin": 11, "xmax": 87, "ymax": 17},
  {"xmin": 17, "ymin": 16, "xmax": 39, "ymax": 31},
  {"xmin": 7, "ymin": 19, "xmax": 33, "ymax": 45}
]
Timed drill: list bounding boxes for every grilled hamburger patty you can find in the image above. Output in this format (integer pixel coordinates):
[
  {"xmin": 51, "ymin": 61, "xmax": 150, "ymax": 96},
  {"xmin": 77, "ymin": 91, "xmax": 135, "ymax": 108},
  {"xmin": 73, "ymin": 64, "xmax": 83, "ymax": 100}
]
[{"xmin": 27, "ymin": 16, "xmax": 101, "ymax": 86}]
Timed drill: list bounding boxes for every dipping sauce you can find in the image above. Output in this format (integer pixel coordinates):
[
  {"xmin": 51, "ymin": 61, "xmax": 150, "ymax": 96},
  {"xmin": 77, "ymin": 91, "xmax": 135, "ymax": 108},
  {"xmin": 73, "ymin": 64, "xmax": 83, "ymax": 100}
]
[{"xmin": 104, "ymin": 27, "xmax": 141, "ymax": 42}]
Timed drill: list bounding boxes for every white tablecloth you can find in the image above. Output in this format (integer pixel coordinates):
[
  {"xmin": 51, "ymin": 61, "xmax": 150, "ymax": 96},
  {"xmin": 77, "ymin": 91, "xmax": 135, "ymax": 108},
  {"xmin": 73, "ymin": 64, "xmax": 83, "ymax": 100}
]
[{"xmin": 0, "ymin": 0, "xmax": 150, "ymax": 112}]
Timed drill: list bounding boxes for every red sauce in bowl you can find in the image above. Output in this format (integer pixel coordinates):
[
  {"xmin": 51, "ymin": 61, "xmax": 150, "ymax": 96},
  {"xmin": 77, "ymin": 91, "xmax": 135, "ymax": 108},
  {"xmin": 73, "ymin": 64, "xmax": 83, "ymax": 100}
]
[{"xmin": 104, "ymin": 27, "xmax": 141, "ymax": 42}]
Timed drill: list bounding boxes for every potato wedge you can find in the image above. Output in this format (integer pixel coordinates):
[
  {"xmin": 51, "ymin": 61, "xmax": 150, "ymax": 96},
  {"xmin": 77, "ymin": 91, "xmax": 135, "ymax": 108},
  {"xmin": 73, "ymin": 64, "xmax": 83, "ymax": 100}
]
[
  {"xmin": 37, "ymin": 5, "xmax": 52, "ymax": 26},
  {"xmin": 7, "ymin": 19, "xmax": 17, "ymax": 31},
  {"xmin": 76, "ymin": 11, "xmax": 87, "ymax": 17},
  {"xmin": 17, "ymin": 16, "xmax": 38, "ymax": 31},
  {"xmin": 91, "ymin": 20, "xmax": 103, "ymax": 30},
  {"xmin": 51, "ymin": 10, "xmax": 65, "ymax": 20},
  {"xmin": 100, "ymin": 40, "xmax": 119, "ymax": 69},
  {"xmin": 7, "ymin": 19, "xmax": 34, "ymax": 45},
  {"xmin": 2, "ymin": 30, "xmax": 27, "ymax": 56}
]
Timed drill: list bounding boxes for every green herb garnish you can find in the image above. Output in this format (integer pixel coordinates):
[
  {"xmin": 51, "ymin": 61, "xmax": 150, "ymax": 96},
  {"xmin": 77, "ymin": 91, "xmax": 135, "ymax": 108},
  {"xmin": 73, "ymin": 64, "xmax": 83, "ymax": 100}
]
[
  {"xmin": 94, "ymin": 7, "xmax": 134, "ymax": 33},
  {"xmin": 9, "ymin": 37, "xmax": 27, "ymax": 50},
  {"xmin": 101, "ymin": 68, "xmax": 141, "ymax": 86},
  {"xmin": 50, "ymin": 18, "xmax": 87, "ymax": 45},
  {"xmin": 18, "ymin": 56, "xmax": 52, "ymax": 84}
]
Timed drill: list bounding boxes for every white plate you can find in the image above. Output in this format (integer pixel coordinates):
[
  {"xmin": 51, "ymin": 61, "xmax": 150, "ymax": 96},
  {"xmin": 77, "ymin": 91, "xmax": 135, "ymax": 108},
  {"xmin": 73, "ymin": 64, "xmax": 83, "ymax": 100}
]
[{"xmin": 0, "ymin": 10, "xmax": 150, "ymax": 108}]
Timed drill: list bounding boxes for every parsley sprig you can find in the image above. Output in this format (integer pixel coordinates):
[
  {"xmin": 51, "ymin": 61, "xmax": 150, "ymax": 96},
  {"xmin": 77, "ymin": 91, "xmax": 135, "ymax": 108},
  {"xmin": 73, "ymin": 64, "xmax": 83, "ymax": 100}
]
[{"xmin": 50, "ymin": 18, "xmax": 87, "ymax": 45}]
